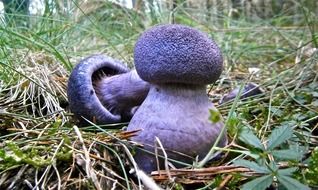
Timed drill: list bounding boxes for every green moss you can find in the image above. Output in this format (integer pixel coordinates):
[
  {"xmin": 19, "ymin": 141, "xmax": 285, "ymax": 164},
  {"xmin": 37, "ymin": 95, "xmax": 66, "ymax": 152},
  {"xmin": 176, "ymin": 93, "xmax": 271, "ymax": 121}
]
[{"xmin": 305, "ymin": 148, "xmax": 318, "ymax": 186}]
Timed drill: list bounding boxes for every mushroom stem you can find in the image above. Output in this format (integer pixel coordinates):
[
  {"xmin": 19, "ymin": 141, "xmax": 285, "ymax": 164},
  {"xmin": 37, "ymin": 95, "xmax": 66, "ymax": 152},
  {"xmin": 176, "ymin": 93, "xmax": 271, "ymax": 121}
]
[
  {"xmin": 128, "ymin": 84, "xmax": 227, "ymax": 173},
  {"xmin": 95, "ymin": 70, "xmax": 150, "ymax": 121}
]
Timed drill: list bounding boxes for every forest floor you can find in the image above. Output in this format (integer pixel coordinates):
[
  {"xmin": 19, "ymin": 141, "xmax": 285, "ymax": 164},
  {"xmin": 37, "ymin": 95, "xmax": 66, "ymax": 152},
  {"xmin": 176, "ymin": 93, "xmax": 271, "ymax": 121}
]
[{"xmin": 0, "ymin": 1, "xmax": 317, "ymax": 189}]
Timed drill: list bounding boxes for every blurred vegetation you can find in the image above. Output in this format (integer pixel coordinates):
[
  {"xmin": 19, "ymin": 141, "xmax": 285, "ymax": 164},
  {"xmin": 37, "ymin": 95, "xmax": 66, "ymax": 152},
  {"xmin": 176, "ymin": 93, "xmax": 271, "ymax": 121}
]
[
  {"xmin": 0, "ymin": 0, "xmax": 317, "ymax": 189},
  {"xmin": 2, "ymin": 0, "xmax": 30, "ymax": 26}
]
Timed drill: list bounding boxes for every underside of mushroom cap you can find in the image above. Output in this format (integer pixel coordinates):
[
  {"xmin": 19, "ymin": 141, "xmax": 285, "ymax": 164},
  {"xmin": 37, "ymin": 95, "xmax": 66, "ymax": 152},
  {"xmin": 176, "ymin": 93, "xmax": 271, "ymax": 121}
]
[
  {"xmin": 67, "ymin": 54, "xmax": 129, "ymax": 125},
  {"xmin": 134, "ymin": 24, "xmax": 223, "ymax": 85}
]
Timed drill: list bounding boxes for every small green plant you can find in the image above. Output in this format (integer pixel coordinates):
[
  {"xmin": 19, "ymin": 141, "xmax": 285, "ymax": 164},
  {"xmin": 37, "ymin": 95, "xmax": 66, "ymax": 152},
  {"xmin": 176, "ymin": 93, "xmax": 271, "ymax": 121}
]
[
  {"xmin": 0, "ymin": 141, "xmax": 52, "ymax": 169},
  {"xmin": 304, "ymin": 148, "xmax": 318, "ymax": 186},
  {"xmin": 0, "ymin": 0, "xmax": 317, "ymax": 189},
  {"xmin": 234, "ymin": 125, "xmax": 310, "ymax": 190}
]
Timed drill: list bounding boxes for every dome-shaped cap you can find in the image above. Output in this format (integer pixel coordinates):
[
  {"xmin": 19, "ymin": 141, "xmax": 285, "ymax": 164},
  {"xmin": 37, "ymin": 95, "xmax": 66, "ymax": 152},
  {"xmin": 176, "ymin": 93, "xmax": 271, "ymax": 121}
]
[{"xmin": 134, "ymin": 24, "xmax": 223, "ymax": 85}]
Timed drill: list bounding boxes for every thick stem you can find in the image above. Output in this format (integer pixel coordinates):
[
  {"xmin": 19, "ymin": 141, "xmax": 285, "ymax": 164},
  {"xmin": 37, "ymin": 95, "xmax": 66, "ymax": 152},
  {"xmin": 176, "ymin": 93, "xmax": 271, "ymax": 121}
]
[
  {"xmin": 127, "ymin": 84, "xmax": 227, "ymax": 173},
  {"xmin": 95, "ymin": 70, "xmax": 150, "ymax": 120}
]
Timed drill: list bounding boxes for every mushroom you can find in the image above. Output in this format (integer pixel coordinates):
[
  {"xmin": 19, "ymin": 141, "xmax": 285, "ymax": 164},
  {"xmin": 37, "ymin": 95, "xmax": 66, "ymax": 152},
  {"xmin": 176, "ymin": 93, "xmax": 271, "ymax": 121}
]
[
  {"xmin": 127, "ymin": 24, "xmax": 228, "ymax": 173},
  {"xmin": 67, "ymin": 54, "xmax": 150, "ymax": 125},
  {"xmin": 219, "ymin": 82, "xmax": 264, "ymax": 104}
]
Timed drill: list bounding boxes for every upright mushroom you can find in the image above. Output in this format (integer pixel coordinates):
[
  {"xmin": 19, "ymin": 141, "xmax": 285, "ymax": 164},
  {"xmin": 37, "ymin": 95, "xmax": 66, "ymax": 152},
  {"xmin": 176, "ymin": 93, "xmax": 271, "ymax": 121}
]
[
  {"xmin": 127, "ymin": 24, "xmax": 228, "ymax": 173},
  {"xmin": 67, "ymin": 54, "xmax": 149, "ymax": 125}
]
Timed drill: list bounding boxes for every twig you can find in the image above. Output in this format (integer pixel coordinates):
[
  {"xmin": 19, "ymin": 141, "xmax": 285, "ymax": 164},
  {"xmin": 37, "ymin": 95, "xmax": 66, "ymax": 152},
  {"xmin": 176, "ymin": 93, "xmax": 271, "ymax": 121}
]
[
  {"xmin": 120, "ymin": 143, "xmax": 142, "ymax": 190},
  {"xmin": 121, "ymin": 143, "xmax": 162, "ymax": 190},
  {"xmin": 52, "ymin": 164, "xmax": 61, "ymax": 190},
  {"xmin": 216, "ymin": 175, "xmax": 233, "ymax": 190},
  {"xmin": 8, "ymin": 165, "xmax": 28, "ymax": 189},
  {"xmin": 155, "ymin": 137, "xmax": 172, "ymax": 181},
  {"xmin": 73, "ymin": 125, "xmax": 102, "ymax": 190}
]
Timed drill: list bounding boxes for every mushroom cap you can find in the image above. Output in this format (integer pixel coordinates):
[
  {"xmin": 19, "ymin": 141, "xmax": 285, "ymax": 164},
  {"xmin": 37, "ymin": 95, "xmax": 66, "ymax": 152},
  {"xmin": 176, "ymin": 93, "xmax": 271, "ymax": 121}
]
[
  {"xmin": 67, "ymin": 54, "xmax": 129, "ymax": 125},
  {"xmin": 134, "ymin": 24, "xmax": 223, "ymax": 85}
]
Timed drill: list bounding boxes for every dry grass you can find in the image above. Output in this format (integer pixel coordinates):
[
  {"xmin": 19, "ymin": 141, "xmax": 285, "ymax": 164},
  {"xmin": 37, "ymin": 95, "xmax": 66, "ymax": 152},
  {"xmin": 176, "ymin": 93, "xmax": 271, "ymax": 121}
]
[{"xmin": 0, "ymin": 0, "xmax": 318, "ymax": 189}]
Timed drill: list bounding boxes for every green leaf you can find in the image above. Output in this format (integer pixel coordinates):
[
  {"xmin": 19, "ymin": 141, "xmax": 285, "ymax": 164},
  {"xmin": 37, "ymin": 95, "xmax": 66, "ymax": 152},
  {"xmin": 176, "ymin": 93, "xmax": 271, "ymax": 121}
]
[
  {"xmin": 227, "ymin": 112, "xmax": 239, "ymax": 127},
  {"xmin": 270, "ymin": 107, "xmax": 283, "ymax": 117},
  {"xmin": 277, "ymin": 175, "xmax": 310, "ymax": 190},
  {"xmin": 233, "ymin": 159, "xmax": 270, "ymax": 173},
  {"xmin": 240, "ymin": 150, "xmax": 260, "ymax": 160},
  {"xmin": 241, "ymin": 175, "xmax": 273, "ymax": 190},
  {"xmin": 0, "ymin": 149, "xmax": 5, "ymax": 159},
  {"xmin": 277, "ymin": 167, "xmax": 298, "ymax": 176},
  {"xmin": 311, "ymin": 100, "xmax": 318, "ymax": 107},
  {"xmin": 312, "ymin": 92, "xmax": 318, "ymax": 97},
  {"xmin": 209, "ymin": 109, "xmax": 222, "ymax": 123},
  {"xmin": 267, "ymin": 125, "xmax": 293, "ymax": 150},
  {"xmin": 268, "ymin": 161, "xmax": 278, "ymax": 171},
  {"xmin": 271, "ymin": 149, "xmax": 303, "ymax": 161},
  {"xmin": 239, "ymin": 127, "xmax": 264, "ymax": 150}
]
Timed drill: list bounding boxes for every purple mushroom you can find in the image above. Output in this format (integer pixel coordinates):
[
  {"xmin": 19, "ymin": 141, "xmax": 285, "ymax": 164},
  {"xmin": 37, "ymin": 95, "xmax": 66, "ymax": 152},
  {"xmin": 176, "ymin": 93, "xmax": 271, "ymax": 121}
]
[
  {"xmin": 219, "ymin": 82, "xmax": 264, "ymax": 104},
  {"xmin": 127, "ymin": 24, "xmax": 228, "ymax": 173},
  {"xmin": 67, "ymin": 54, "xmax": 149, "ymax": 125}
]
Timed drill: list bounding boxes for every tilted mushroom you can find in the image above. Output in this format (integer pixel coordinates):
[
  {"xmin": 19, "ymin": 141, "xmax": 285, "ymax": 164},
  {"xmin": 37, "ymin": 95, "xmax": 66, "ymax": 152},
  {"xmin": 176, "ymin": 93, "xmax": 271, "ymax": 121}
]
[
  {"xmin": 67, "ymin": 54, "xmax": 149, "ymax": 125},
  {"xmin": 127, "ymin": 24, "xmax": 228, "ymax": 173},
  {"xmin": 219, "ymin": 82, "xmax": 264, "ymax": 104}
]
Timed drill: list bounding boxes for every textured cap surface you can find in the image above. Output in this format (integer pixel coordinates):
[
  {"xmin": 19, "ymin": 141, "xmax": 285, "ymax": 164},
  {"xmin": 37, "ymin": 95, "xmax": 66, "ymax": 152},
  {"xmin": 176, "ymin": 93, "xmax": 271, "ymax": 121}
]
[{"xmin": 134, "ymin": 24, "xmax": 223, "ymax": 84}]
